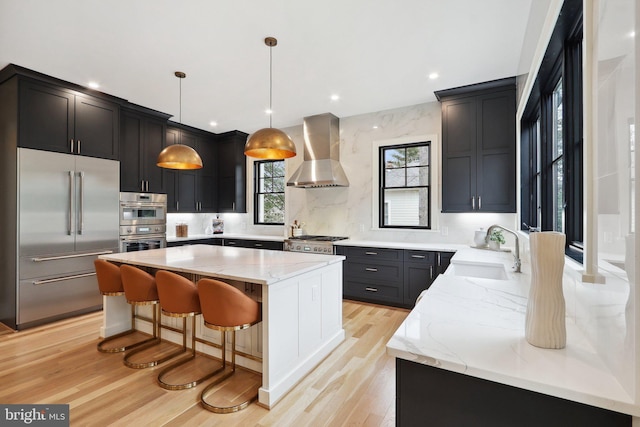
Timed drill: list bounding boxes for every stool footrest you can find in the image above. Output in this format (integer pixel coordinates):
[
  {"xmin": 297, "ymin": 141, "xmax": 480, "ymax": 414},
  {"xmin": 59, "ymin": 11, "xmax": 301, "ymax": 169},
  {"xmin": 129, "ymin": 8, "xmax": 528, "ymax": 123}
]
[
  {"xmin": 123, "ymin": 338, "xmax": 185, "ymax": 369},
  {"xmin": 157, "ymin": 354, "xmax": 225, "ymax": 390}
]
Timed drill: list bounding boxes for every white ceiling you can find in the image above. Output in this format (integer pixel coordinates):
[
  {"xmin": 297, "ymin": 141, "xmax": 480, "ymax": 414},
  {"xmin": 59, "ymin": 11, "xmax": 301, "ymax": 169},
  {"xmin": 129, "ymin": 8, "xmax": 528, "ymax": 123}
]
[{"xmin": 0, "ymin": 0, "xmax": 532, "ymax": 134}]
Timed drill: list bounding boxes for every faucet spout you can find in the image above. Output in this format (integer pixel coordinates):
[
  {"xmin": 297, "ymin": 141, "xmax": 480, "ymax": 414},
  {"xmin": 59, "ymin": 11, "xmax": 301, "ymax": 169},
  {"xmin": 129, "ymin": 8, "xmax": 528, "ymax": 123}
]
[{"xmin": 485, "ymin": 225, "xmax": 521, "ymax": 273}]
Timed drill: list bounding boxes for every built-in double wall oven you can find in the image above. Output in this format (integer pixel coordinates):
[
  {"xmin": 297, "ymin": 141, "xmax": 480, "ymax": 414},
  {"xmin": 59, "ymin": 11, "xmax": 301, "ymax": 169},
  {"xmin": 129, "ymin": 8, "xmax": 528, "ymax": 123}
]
[{"xmin": 119, "ymin": 192, "xmax": 167, "ymax": 252}]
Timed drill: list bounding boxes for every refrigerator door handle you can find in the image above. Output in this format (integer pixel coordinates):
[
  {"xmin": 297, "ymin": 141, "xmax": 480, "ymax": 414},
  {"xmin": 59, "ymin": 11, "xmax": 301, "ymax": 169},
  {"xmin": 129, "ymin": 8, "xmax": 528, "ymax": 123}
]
[
  {"xmin": 68, "ymin": 170, "xmax": 74, "ymax": 235},
  {"xmin": 32, "ymin": 272, "xmax": 96, "ymax": 285},
  {"xmin": 31, "ymin": 250, "xmax": 114, "ymax": 262},
  {"xmin": 78, "ymin": 171, "xmax": 85, "ymax": 235}
]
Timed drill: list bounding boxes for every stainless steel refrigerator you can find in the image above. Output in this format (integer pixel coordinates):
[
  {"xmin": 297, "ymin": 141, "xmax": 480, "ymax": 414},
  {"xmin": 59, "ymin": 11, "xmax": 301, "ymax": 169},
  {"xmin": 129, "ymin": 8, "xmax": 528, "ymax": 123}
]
[{"xmin": 11, "ymin": 148, "xmax": 119, "ymax": 329}]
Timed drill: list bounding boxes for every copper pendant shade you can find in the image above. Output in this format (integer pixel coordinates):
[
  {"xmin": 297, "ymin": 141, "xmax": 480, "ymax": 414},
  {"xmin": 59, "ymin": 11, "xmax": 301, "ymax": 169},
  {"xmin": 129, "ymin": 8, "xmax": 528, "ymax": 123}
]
[
  {"xmin": 157, "ymin": 71, "xmax": 203, "ymax": 170},
  {"xmin": 244, "ymin": 37, "xmax": 296, "ymax": 159},
  {"xmin": 157, "ymin": 144, "xmax": 203, "ymax": 169}
]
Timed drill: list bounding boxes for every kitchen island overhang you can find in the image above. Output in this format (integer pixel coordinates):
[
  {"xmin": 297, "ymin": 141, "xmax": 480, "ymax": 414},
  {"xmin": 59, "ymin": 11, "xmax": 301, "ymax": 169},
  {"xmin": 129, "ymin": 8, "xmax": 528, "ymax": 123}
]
[{"xmin": 99, "ymin": 245, "xmax": 346, "ymax": 409}]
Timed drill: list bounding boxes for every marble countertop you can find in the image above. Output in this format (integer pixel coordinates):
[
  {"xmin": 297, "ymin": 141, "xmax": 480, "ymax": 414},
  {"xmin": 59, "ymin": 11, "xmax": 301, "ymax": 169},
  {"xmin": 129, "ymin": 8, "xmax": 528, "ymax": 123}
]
[
  {"xmin": 100, "ymin": 244, "xmax": 343, "ymax": 285},
  {"xmin": 167, "ymin": 233, "xmax": 286, "ymax": 243},
  {"xmin": 387, "ymin": 247, "xmax": 637, "ymax": 416}
]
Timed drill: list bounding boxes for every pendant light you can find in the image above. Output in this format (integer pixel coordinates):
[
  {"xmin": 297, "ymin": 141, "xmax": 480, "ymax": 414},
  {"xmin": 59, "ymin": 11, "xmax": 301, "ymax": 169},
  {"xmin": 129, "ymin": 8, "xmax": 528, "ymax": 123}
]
[
  {"xmin": 244, "ymin": 37, "xmax": 297, "ymax": 159},
  {"xmin": 157, "ymin": 71, "xmax": 203, "ymax": 170}
]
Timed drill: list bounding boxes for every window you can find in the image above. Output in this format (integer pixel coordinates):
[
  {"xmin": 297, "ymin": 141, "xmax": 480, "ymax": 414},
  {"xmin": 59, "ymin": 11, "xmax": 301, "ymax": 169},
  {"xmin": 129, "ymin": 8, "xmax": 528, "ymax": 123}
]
[
  {"xmin": 379, "ymin": 142, "xmax": 431, "ymax": 229},
  {"xmin": 520, "ymin": 0, "xmax": 583, "ymax": 261},
  {"xmin": 254, "ymin": 160, "xmax": 285, "ymax": 225},
  {"xmin": 551, "ymin": 78, "xmax": 564, "ymax": 233}
]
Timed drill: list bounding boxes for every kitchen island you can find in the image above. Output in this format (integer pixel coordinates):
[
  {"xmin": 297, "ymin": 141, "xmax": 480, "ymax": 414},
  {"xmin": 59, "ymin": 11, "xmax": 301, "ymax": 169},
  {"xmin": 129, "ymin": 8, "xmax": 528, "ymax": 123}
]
[
  {"xmin": 387, "ymin": 248, "xmax": 634, "ymax": 426},
  {"xmin": 99, "ymin": 245, "xmax": 345, "ymax": 408}
]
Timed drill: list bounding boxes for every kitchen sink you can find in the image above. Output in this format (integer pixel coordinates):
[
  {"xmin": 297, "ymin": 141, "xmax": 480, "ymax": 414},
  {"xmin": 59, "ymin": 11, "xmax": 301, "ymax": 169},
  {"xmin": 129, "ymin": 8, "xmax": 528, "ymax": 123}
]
[{"xmin": 446, "ymin": 262, "xmax": 509, "ymax": 280}]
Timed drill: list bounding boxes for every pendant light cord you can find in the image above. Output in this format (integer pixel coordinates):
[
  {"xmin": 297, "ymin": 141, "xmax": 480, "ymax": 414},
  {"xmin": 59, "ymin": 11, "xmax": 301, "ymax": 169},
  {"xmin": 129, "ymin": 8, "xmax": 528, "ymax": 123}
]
[{"xmin": 269, "ymin": 43, "xmax": 273, "ymax": 129}]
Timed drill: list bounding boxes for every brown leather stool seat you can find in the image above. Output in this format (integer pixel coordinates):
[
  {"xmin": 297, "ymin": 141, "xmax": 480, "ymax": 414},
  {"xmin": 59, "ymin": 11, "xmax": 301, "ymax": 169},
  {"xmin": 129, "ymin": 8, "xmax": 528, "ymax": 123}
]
[
  {"xmin": 197, "ymin": 278, "xmax": 262, "ymax": 413},
  {"xmin": 120, "ymin": 264, "xmax": 178, "ymax": 369},
  {"xmin": 94, "ymin": 259, "xmax": 153, "ymax": 353},
  {"xmin": 155, "ymin": 270, "xmax": 221, "ymax": 390}
]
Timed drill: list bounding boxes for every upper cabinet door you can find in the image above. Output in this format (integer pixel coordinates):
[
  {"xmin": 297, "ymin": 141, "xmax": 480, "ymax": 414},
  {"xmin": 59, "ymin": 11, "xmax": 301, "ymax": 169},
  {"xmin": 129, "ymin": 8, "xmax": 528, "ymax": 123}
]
[
  {"xmin": 74, "ymin": 94, "xmax": 119, "ymax": 160},
  {"xmin": 442, "ymin": 98, "xmax": 477, "ymax": 212},
  {"xmin": 476, "ymin": 90, "xmax": 516, "ymax": 213},
  {"xmin": 19, "ymin": 81, "xmax": 75, "ymax": 154}
]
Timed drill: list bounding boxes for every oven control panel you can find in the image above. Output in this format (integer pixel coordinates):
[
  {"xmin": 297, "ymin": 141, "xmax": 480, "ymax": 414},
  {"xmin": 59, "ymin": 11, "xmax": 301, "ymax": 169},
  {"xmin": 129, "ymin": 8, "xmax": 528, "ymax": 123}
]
[{"xmin": 119, "ymin": 225, "xmax": 166, "ymax": 236}]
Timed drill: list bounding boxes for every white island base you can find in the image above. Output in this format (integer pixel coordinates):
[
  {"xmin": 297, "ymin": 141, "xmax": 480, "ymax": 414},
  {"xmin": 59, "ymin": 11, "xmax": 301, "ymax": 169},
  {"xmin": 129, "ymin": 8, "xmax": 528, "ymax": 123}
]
[{"xmin": 100, "ymin": 245, "xmax": 346, "ymax": 408}]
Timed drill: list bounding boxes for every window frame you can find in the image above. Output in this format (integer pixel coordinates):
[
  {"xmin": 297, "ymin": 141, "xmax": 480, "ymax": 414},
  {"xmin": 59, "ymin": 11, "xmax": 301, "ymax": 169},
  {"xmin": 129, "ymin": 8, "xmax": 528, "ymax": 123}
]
[
  {"xmin": 253, "ymin": 159, "xmax": 285, "ymax": 225},
  {"xmin": 378, "ymin": 141, "xmax": 431, "ymax": 230},
  {"xmin": 520, "ymin": 0, "xmax": 583, "ymax": 262}
]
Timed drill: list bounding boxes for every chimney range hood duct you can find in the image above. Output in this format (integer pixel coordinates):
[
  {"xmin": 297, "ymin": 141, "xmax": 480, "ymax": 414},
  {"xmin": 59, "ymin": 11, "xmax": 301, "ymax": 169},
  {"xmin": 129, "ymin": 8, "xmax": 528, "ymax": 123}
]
[{"xmin": 287, "ymin": 113, "xmax": 349, "ymax": 188}]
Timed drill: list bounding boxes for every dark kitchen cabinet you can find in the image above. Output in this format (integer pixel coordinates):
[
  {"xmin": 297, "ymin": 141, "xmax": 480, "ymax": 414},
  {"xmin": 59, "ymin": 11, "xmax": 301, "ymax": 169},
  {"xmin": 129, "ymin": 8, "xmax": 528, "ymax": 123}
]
[
  {"xmin": 120, "ymin": 105, "xmax": 171, "ymax": 193},
  {"xmin": 436, "ymin": 78, "xmax": 516, "ymax": 213},
  {"xmin": 0, "ymin": 65, "xmax": 123, "ymax": 161},
  {"xmin": 396, "ymin": 359, "xmax": 631, "ymax": 427},
  {"xmin": 404, "ymin": 250, "xmax": 436, "ymax": 305},
  {"xmin": 167, "ymin": 238, "xmax": 222, "ymax": 247},
  {"xmin": 222, "ymin": 238, "xmax": 283, "ymax": 251},
  {"xmin": 217, "ymin": 130, "xmax": 248, "ymax": 213},
  {"xmin": 437, "ymin": 251, "xmax": 454, "ymax": 275},
  {"xmin": 338, "ymin": 245, "xmax": 454, "ymax": 308},
  {"xmin": 340, "ymin": 246, "xmax": 405, "ymax": 306},
  {"xmin": 165, "ymin": 123, "xmax": 218, "ymax": 213},
  {"xmin": 18, "ymin": 79, "xmax": 120, "ymax": 160}
]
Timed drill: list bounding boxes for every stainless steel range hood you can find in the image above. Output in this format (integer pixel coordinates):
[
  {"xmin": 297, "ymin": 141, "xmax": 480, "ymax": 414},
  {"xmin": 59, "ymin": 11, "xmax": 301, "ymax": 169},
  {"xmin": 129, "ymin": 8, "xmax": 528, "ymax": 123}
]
[{"xmin": 287, "ymin": 113, "xmax": 349, "ymax": 188}]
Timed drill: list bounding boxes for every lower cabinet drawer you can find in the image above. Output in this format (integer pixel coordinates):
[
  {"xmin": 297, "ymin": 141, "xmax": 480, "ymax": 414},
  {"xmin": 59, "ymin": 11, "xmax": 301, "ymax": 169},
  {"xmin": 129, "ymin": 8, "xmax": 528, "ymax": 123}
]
[
  {"xmin": 344, "ymin": 261, "xmax": 402, "ymax": 282},
  {"xmin": 343, "ymin": 279, "xmax": 403, "ymax": 304}
]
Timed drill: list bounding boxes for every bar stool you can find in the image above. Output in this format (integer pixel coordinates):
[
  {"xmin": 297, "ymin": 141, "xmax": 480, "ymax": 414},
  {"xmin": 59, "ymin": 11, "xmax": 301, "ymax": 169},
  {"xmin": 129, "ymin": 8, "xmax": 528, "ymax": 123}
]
[
  {"xmin": 94, "ymin": 259, "xmax": 153, "ymax": 353},
  {"xmin": 155, "ymin": 270, "xmax": 221, "ymax": 390},
  {"xmin": 197, "ymin": 278, "xmax": 262, "ymax": 413},
  {"xmin": 120, "ymin": 264, "xmax": 176, "ymax": 369}
]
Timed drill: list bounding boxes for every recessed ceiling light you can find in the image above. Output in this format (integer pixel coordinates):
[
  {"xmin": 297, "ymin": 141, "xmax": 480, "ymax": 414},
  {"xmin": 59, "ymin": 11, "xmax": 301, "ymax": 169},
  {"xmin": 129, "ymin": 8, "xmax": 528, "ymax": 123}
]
[
  {"xmin": 88, "ymin": 81, "xmax": 100, "ymax": 89},
  {"xmin": 330, "ymin": 94, "xmax": 340, "ymax": 101},
  {"xmin": 209, "ymin": 121, "xmax": 218, "ymax": 127},
  {"xmin": 428, "ymin": 73, "xmax": 439, "ymax": 80},
  {"xmin": 630, "ymin": 31, "xmax": 636, "ymax": 38},
  {"xmin": 372, "ymin": 125, "xmax": 379, "ymax": 130},
  {"xmin": 265, "ymin": 109, "xmax": 273, "ymax": 115}
]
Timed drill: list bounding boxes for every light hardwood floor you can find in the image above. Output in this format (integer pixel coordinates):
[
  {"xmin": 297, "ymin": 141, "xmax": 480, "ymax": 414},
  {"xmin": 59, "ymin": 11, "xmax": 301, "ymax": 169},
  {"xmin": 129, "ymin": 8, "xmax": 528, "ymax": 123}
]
[{"xmin": 0, "ymin": 300, "xmax": 408, "ymax": 426}]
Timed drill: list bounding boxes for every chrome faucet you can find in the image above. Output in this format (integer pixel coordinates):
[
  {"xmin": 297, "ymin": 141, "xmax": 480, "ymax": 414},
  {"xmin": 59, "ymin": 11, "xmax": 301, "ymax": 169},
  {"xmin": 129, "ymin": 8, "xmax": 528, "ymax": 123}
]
[{"xmin": 485, "ymin": 225, "xmax": 521, "ymax": 273}]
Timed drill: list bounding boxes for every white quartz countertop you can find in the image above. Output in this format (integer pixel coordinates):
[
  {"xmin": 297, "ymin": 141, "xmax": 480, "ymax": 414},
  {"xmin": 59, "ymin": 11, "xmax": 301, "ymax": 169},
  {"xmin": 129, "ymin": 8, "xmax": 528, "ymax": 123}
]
[
  {"xmin": 167, "ymin": 233, "xmax": 285, "ymax": 243},
  {"xmin": 387, "ymin": 247, "xmax": 637, "ymax": 416},
  {"xmin": 100, "ymin": 244, "xmax": 343, "ymax": 285}
]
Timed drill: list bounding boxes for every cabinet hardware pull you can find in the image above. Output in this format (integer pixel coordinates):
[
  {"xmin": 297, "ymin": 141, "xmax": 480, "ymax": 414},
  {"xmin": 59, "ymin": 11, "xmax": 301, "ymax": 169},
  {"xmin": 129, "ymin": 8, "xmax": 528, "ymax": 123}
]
[
  {"xmin": 232, "ymin": 202, "xmax": 235, "ymax": 211},
  {"xmin": 77, "ymin": 140, "xmax": 81, "ymax": 154},
  {"xmin": 411, "ymin": 255, "xmax": 425, "ymax": 259},
  {"xmin": 141, "ymin": 180, "xmax": 145, "ymax": 192},
  {"xmin": 32, "ymin": 250, "xmax": 113, "ymax": 262},
  {"xmin": 471, "ymin": 196, "xmax": 476, "ymax": 210},
  {"xmin": 365, "ymin": 251, "xmax": 378, "ymax": 255},
  {"xmin": 430, "ymin": 266, "xmax": 434, "ymax": 279},
  {"xmin": 176, "ymin": 201, "xmax": 179, "ymax": 211},
  {"xmin": 255, "ymin": 243, "xmax": 263, "ymax": 247},
  {"xmin": 365, "ymin": 287, "xmax": 378, "ymax": 292},
  {"xmin": 478, "ymin": 196, "xmax": 482, "ymax": 210},
  {"xmin": 33, "ymin": 272, "xmax": 96, "ymax": 285},
  {"xmin": 437, "ymin": 253, "xmax": 441, "ymax": 266},
  {"xmin": 365, "ymin": 267, "xmax": 378, "ymax": 272}
]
